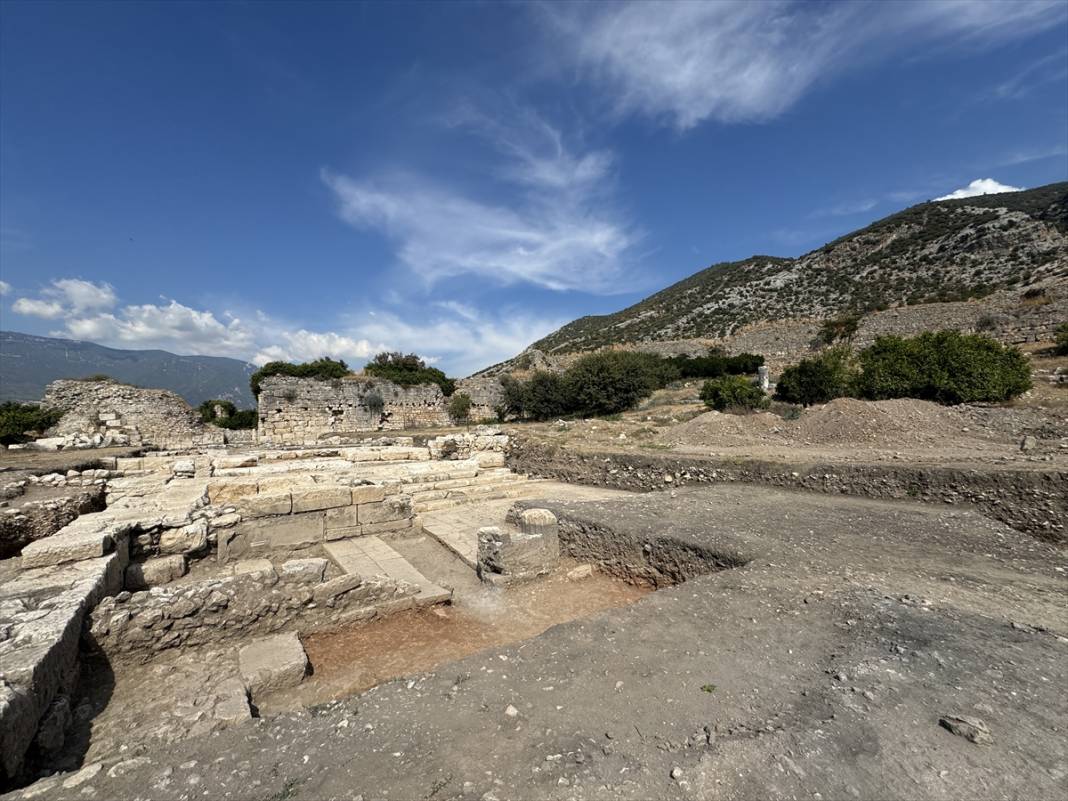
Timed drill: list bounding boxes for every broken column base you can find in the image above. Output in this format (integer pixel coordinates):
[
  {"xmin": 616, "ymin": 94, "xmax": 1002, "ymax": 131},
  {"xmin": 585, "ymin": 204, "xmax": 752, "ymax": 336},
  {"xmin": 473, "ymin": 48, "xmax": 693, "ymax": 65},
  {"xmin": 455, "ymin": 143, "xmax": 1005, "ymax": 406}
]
[{"xmin": 476, "ymin": 508, "xmax": 559, "ymax": 586}]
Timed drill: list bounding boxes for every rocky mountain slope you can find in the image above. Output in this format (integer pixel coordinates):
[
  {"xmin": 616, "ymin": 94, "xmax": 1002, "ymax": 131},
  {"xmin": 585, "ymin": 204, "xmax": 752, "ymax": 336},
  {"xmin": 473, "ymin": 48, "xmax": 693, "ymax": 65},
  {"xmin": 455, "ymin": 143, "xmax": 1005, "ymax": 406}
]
[
  {"xmin": 528, "ymin": 182, "xmax": 1068, "ymax": 355},
  {"xmin": 0, "ymin": 331, "xmax": 256, "ymax": 406}
]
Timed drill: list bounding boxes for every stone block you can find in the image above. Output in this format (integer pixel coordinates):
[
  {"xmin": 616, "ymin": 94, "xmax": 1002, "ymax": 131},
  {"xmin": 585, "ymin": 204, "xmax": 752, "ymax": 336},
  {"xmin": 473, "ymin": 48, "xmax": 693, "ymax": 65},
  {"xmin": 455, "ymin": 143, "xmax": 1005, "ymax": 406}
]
[
  {"xmin": 477, "ymin": 519, "xmax": 559, "ymax": 584},
  {"xmin": 235, "ymin": 492, "xmax": 292, "ymax": 518},
  {"xmin": 359, "ymin": 495, "xmax": 412, "ymax": 525},
  {"xmin": 171, "ymin": 460, "xmax": 196, "ymax": 478},
  {"xmin": 350, "ymin": 484, "xmax": 387, "ymax": 504},
  {"xmin": 519, "ymin": 508, "xmax": 558, "ymax": 538},
  {"xmin": 291, "ymin": 486, "xmax": 352, "ymax": 513},
  {"xmin": 207, "ymin": 480, "xmax": 258, "ymax": 505},
  {"xmin": 236, "ymin": 512, "xmax": 324, "ymax": 550},
  {"xmin": 233, "ymin": 558, "xmax": 277, "ymax": 581},
  {"xmin": 324, "ymin": 504, "xmax": 359, "ymax": 531},
  {"xmin": 238, "ymin": 632, "xmax": 308, "ymax": 697},
  {"xmin": 312, "ymin": 573, "xmax": 363, "ymax": 602},
  {"xmin": 475, "ymin": 451, "xmax": 507, "ymax": 468},
  {"xmin": 126, "ymin": 555, "xmax": 186, "ymax": 590},
  {"xmin": 159, "ymin": 520, "xmax": 208, "ymax": 556},
  {"xmin": 211, "ymin": 677, "xmax": 251, "ymax": 723},
  {"xmin": 213, "ymin": 455, "xmax": 258, "ymax": 470},
  {"xmin": 21, "ymin": 527, "xmax": 112, "ymax": 569},
  {"xmin": 281, "ymin": 557, "xmax": 328, "ymax": 583}
]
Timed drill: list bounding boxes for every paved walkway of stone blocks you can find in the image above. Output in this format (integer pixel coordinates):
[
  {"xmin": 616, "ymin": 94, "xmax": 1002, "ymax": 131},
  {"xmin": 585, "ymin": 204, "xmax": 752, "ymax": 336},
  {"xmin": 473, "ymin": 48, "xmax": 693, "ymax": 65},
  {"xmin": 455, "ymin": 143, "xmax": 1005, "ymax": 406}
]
[{"xmin": 323, "ymin": 536, "xmax": 451, "ymax": 606}]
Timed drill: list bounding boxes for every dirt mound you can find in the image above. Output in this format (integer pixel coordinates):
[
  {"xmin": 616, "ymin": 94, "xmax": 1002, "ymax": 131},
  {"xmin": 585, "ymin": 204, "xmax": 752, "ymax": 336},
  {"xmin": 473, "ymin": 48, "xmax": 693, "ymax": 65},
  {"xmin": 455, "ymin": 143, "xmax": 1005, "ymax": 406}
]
[{"xmin": 665, "ymin": 397, "xmax": 974, "ymax": 450}]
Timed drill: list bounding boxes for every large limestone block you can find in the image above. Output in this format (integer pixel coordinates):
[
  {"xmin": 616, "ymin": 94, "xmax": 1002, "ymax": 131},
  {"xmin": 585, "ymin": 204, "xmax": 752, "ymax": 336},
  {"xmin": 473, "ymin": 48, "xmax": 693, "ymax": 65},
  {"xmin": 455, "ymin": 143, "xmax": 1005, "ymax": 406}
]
[
  {"xmin": 350, "ymin": 484, "xmax": 387, "ymax": 505},
  {"xmin": 324, "ymin": 505, "xmax": 359, "ymax": 532},
  {"xmin": 207, "ymin": 480, "xmax": 258, "ymax": 505},
  {"xmin": 291, "ymin": 486, "xmax": 352, "ymax": 513},
  {"xmin": 359, "ymin": 495, "xmax": 413, "ymax": 525},
  {"xmin": 238, "ymin": 632, "xmax": 308, "ymax": 697},
  {"xmin": 233, "ymin": 558, "xmax": 277, "ymax": 581},
  {"xmin": 475, "ymin": 451, "xmax": 507, "ymax": 468},
  {"xmin": 159, "ymin": 520, "xmax": 208, "ymax": 556},
  {"xmin": 236, "ymin": 512, "xmax": 325, "ymax": 550},
  {"xmin": 125, "ymin": 555, "xmax": 186, "ymax": 590},
  {"xmin": 235, "ymin": 492, "xmax": 292, "ymax": 518},
  {"xmin": 21, "ymin": 527, "xmax": 113, "ymax": 569},
  {"xmin": 211, "ymin": 677, "xmax": 252, "ymax": 724}
]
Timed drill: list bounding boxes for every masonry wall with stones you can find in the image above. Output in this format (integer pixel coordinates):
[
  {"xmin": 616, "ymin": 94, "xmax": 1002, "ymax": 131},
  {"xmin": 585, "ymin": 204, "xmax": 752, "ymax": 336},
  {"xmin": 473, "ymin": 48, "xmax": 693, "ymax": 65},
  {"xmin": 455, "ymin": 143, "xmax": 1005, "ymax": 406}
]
[
  {"xmin": 453, "ymin": 377, "xmax": 505, "ymax": 420},
  {"xmin": 41, "ymin": 380, "xmax": 224, "ymax": 450},
  {"xmin": 257, "ymin": 375, "xmax": 451, "ymax": 444},
  {"xmin": 88, "ymin": 568, "xmax": 416, "ymax": 661}
]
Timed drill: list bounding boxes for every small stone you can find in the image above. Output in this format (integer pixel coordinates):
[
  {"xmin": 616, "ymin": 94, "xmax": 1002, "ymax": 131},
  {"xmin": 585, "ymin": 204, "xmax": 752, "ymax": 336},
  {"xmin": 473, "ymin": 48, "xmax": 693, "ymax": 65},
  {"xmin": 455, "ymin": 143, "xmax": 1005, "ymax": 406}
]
[
  {"xmin": 671, "ymin": 767, "xmax": 683, "ymax": 781},
  {"xmin": 504, "ymin": 705, "xmax": 519, "ymax": 717},
  {"xmin": 939, "ymin": 715, "xmax": 992, "ymax": 745}
]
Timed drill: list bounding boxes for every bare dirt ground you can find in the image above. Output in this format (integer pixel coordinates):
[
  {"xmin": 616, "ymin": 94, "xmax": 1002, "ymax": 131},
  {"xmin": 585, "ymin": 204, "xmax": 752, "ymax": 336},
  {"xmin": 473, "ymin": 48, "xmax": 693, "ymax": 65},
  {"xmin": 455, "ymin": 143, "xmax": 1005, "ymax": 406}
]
[{"xmin": 16, "ymin": 483, "xmax": 1064, "ymax": 801}]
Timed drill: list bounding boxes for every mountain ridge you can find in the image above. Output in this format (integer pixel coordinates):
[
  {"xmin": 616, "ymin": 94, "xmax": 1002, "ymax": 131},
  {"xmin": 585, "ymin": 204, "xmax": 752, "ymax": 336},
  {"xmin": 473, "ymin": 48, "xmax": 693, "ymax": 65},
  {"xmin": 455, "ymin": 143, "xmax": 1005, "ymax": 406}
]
[
  {"xmin": 0, "ymin": 331, "xmax": 256, "ymax": 406},
  {"xmin": 526, "ymin": 182, "xmax": 1068, "ymax": 356}
]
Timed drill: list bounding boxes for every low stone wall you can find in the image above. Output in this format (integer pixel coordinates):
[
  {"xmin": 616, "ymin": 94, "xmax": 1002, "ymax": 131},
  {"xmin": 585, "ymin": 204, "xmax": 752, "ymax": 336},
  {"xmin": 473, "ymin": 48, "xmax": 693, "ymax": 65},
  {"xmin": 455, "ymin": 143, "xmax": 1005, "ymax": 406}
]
[
  {"xmin": 41, "ymin": 380, "xmax": 224, "ymax": 450},
  {"xmin": 257, "ymin": 375, "xmax": 451, "ymax": 444},
  {"xmin": 88, "ymin": 568, "xmax": 416, "ymax": 661},
  {"xmin": 0, "ymin": 486, "xmax": 106, "ymax": 559},
  {"xmin": 507, "ymin": 439, "xmax": 1067, "ymax": 544},
  {"xmin": 454, "ymin": 377, "xmax": 504, "ymax": 421}
]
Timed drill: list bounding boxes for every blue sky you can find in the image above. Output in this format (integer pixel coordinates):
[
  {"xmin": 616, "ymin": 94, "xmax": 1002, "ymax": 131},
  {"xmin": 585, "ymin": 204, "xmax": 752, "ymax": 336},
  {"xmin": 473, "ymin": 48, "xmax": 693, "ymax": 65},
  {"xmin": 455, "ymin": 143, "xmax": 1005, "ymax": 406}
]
[{"xmin": 1, "ymin": 0, "xmax": 1066, "ymax": 376}]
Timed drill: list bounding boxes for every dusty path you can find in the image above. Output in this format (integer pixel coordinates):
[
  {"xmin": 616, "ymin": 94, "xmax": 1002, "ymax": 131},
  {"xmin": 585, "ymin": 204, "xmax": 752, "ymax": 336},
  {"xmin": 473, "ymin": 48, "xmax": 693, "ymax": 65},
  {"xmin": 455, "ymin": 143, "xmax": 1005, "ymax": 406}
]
[{"xmin": 12, "ymin": 483, "xmax": 1065, "ymax": 801}]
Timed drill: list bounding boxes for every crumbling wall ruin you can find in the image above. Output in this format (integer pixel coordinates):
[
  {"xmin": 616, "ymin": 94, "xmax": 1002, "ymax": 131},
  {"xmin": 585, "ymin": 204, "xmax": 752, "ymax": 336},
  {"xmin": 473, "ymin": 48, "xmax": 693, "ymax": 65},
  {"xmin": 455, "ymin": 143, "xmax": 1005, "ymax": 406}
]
[
  {"xmin": 41, "ymin": 380, "xmax": 224, "ymax": 450},
  {"xmin": 257, "ymin": 375, "xmax": 451, "ymax": 444}
]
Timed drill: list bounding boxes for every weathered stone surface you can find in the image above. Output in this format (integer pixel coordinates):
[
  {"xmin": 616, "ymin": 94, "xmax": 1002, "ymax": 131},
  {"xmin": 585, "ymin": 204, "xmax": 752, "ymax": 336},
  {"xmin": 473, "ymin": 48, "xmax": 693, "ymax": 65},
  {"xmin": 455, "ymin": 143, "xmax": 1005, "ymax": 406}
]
[
  {"xmin": 125, "ymin": 555, "xmax": 186, "ymax": 590},
  {"xmin": 281, "ymin": 557, "xmax": 328, "ymax": 583},
  {"xmin": 20, "ymin": 526, "xmax": 114, "ymax": 569},
  {"xmin": 158, "ymin": 520, "xmax": 207, "ymax": 556},
  {"xmin": 235, "ymin": 492, "xmax": 292, "ymax": 518},
  {"xmin": 518, "ymin": 507, "xmax": 557, "ymax": 538},
  {"xmin": 232, "ymin": 558, "xmax": 277, "ymax": 581},
  {"xmin": 207, "ymin": 480, "xmax": 258, "ymax": 505},
  {"xmin": 291, "ymin": 486, "xmax": 351, "ymax": 513},
  {"xmin": 238, "ymin": 632, "xmax": 309, "ymax": 697},
  {"xmin": 358, "ymin": 495, "xmax": 412, "ymax": 525},
  {"xmin": 237, "ymin": 512, "xmax": 325, "ymax": 552},
  {"xmin": 477, "ymin": 515, "xmax": 559, "ymax": 584}
]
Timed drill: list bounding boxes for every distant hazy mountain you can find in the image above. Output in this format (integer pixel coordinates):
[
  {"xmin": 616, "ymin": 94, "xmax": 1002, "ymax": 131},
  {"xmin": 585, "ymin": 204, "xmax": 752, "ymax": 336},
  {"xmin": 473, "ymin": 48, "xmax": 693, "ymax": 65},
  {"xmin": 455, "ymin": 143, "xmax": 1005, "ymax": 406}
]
[{"xmin": 0, "ymin": 331, "xmax": 256, "ymax": 407}]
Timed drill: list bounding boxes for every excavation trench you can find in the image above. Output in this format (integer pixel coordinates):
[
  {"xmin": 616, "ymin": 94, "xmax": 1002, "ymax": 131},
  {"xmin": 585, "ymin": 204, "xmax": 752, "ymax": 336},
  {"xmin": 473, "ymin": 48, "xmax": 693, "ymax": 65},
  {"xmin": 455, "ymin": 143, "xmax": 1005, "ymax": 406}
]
[{"xmin": 42, "ymin": 504, "xmax": 739, "ymax": 773}]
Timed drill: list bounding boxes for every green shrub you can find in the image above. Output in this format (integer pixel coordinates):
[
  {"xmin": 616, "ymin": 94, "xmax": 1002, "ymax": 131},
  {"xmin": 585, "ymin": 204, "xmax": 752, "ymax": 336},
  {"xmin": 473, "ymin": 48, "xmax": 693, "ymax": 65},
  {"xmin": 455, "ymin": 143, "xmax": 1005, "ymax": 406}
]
[
  {"xmin": 700, "ymin": 376, "xmax": 769, "ymax": 412},
  {"xmin": 0, "ymin": 402, "xmax": 65, "ymax": 445},
  {"xmin": 775, "ymin": 348, "xmax": 856, "ymax": 406},
  {"xmin": 563, "ymin": 351, "xmax": 669, "ymax": 417},
  {"xmin": 522, "ymin": 371, "xmax": 572, "ymax": 421},
  {"xmin": 363, "ymin": 390, "xmax": 385, "ymax": 418},
  {"xmin": 817, "ymin": 313, "xmax": 862, "ymax": 345},
  {"xmin": 197, "ymin": 399, "xmax": 237, "ymax": 422},
  {"xmin": 214, "ymin": 409, "xmax": 257, "ymax": 430},
  {"xmin": 363, "ymin": 352, "xmax": 456, "ymax": 396},
  {"xmin": 447, "ymin": 392, "xmax": 472, "ymax": 422},
  {"xmin": 496, "ymin": 375, "xmax": 527, "ymax": 421},
  {"xmin": 664, "ymin": 351, "xmax": 764, "ymax": 379},
  {"xmin": 1055, "ymin": 322, "xmax": 1068, "ymax": 356},
  {"xmin": 854, "ymin": 331, "xmax": 1031, "ymax": 404},
  {"xmin": 250, "ymin": 357, "xmax": 349, "ymax": 396}
]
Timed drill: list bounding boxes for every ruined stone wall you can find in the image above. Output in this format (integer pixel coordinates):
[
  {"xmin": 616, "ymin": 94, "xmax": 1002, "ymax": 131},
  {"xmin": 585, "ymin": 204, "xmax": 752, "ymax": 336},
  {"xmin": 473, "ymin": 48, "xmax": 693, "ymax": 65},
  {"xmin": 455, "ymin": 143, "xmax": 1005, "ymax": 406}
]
[
  {"xmin": 454, "ymin": 377, "xmax": 504, "ymax": 420},
  {"xmin": 88, "ymin": 569, "xmax": 416, "ymax": 660},
  {"xmin": 257, "ymin": 376, "xmax": 450, "ymax": 444},
  {"xmin": 41, "ymin": 380, "xmax": 224, "ymax": 450}
]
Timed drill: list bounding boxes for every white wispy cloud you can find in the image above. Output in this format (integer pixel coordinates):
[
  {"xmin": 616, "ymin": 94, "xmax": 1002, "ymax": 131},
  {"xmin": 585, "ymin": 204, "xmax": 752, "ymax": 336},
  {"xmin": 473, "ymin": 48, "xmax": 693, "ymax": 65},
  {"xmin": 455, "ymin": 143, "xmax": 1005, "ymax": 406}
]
[
  {"xmin": 934, "ymin": 178, "xmax": 1024, "ymax": 201},
  {"xmin": 13, "ymin": 297, "xmax": 66, "ymax": 319},
  {"xmin": 10, "ymin": 277, "xmax": 556, "ymax": 375},
  {"xmin": 0, "ymin": 280, "xmax": 11, "ymax": 296},
  {"xmin": 322, "ymin": 107, "xmax": 640, "ymax": 293},
  {"xmin": 544, "ymin": 0, "xmax": 1068, "ymax": 130},
  {"xmin": 811, "ymin": 198, "xmax": 879, "ymax": 218},
  {"xmin": 991, "ymin": 48, "xmax": 1068, "ymax": 100}
]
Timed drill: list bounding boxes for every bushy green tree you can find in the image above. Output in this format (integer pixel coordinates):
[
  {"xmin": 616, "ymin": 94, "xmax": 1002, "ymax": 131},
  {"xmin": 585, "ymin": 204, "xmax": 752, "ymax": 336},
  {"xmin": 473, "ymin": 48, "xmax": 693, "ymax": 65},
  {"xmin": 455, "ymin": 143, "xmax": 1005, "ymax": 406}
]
[
  {"xmin": 700, "ymin": 375, "xmax": 769, "ymax": 412},
  {"xmin": 774, "ymin": 348, "xmax": 856, "ymax": 406},
  {"xmin": 563, "ymin": 351, "xmax": 670, "ymax": 417},
  {"xmin": 855, "ymin": 331, "xmax": 1031, "ymax": 404},
  {"xmin": 250, "ymin": 357, "xmax": 350, "ymax": 396},
  {"xmin": 197, "ymin": 399, "xmax": 237, "ymax": 422},
  {"xmin": 0, "ymin": 402, "xmax": 64, "ymax": 445},
  {"xmin": 363, "ymin": 352, "xmax": 456, "ymax": 396},
  {"xmin": 1055, "ymin": 322, "xmax": 1068, "ymax": 356},
  {"xmin": 447, "ymin": 392, "xmax": 472, "ymax": 422},
  {"xmin": 214, "ymin": 409, "xmax": 258, "ymax": 429}
]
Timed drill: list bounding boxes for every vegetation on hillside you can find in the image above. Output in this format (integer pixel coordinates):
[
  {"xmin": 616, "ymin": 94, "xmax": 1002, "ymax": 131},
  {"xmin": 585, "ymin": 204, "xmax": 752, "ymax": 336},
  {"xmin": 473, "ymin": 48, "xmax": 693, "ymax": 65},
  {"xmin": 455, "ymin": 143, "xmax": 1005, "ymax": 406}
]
[
  {"xmin": 499, "ymin": 349, "xmax": 764, "ymax": 421},
  {"xmin": 700, "ymin": 375, "xmax": 769, "ymax": 412},
  {"xmin": 1055, "ymin": 322, "xmax": 1068, "ymax": 356},
  {"xmin": 528, "ymin": 183, "xmax": 1068, "ymax": 355},
  {"xmin": 775, "ymin": 332, "xmax": 1032, "ymax": 406}
]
